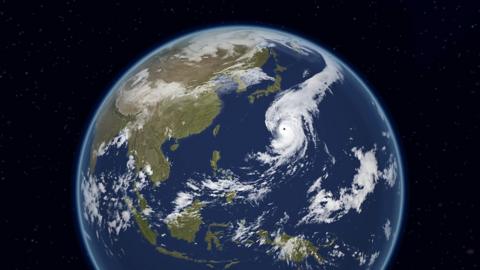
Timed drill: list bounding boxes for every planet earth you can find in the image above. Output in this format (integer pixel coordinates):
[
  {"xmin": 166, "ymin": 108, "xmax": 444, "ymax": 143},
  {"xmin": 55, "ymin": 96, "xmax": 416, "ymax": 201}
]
[{"xmin": 76, "ymin": 26, "xmax": 404, "ymax": 270}]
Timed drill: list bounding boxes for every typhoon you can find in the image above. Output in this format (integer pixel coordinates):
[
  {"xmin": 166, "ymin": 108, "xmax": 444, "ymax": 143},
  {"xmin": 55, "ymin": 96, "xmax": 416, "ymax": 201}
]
[{"xmin": 77, "ymin": 26, "xmax": 404, "ymax": 270}]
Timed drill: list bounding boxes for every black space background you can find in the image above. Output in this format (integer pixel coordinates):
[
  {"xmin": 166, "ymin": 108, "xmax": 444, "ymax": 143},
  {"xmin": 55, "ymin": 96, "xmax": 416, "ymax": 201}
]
[{"xmin": 1, "ymin": 1, "xmax": 479, "ymax": 269}]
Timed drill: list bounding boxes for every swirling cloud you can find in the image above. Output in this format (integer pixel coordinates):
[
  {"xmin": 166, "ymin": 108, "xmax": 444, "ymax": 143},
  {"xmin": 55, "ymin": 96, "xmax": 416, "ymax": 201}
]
[{"xmin": 256, "ymin": 54, "xmax": 343, "ymax": 171}]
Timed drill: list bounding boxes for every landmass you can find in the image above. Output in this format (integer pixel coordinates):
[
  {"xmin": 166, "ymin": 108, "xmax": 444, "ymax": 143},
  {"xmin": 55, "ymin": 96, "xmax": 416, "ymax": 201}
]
[
  {"xmin": 225, "ymin": 191, "xmax": 237, "ymax": 204},
  {"xmin": 156, "ymin": 246, "xmax": 192, "ymax": 260},
  {"xmin": 89, "ymin": 94, "xmax": 132, "ymax": 171},
  {"xmin": 136, "ymin": 191, "xmax": 149, "ymax": 212},
  {"xmin": 257, "ymin": 230, "xmax": 323, "ymax": 265},
  {"xmin": 125, "ymin": 197, "xmax": 157, "ymax": 245},
  {"xmin": 82, "ymin": 31, "xmax": 369, "ymax": 269},
  {"xmin": 156, "ymin": 246, "xmax": 240, "ymax": 269},
  {"xmin": 236, "ymin": 48, "xmax": 270, "ymax": 93},
  {"xmin": 224, "ymin": 261, "xmax": 241, "ymax": 269},
  {"xmin": 248, "ymin": 50, "xmax": 287, "ymax": 103},
  {"xmin": 166, "ymin": 199, "xmax": 204, "ymax": 243},
  {"xmin": 169, "ymin": 142, "xmax": 179, "ymax": 151},
  {"xmin": 210, "ymin": 150, "xmax": 221, "ymax": 171},
  {"xmin": 204, "ymin": 223, "xmax": 229, "ymax": 251},
  {"xmin": 212, "ymin": 124, "xmax": 221, "ymax": 137},
  {"xmin": 129, "ymin": 92, "xmax": 221, "ymax": 183},
  {"xmin": 89, "ymin": 43, "xmax": 271, "ymax": 184}
]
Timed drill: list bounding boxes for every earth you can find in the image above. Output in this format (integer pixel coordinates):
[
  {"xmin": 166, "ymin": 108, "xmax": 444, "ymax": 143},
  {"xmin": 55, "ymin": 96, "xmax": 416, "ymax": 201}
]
[{"xmin": 76, "ymin": 26, "xmax": 404, "ymax": 270}]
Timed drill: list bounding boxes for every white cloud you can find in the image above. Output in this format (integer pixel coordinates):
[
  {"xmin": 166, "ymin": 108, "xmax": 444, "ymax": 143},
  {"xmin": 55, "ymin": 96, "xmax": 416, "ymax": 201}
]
[
  {"xmin": 174, "ymin": 28, "xmax": 314, "ymax": 63},
  {"xmin": 173, "ymin": 191, "xmax": 194, "ymax": 211},
  {"xmin": 96, "ymin": 128, "xmax": 130, "ymax": 157},
  {"xmin": 201, "ymin": 177, "xmax": 254, "ymax": 193},
  {"xmin": 275, "ymin": 212, "xmax": 290, "ymax": 226},
  {"xmin": 324, "ymin": 143, "xmax": 336, "ymax": 165},
  {"xmin": 307, "ymin": 173, "xmax": 328, "ymax": 194},
  {"xmin": 130, "ymin": 68, "xmax": 149, "ymax": 86},
  {"xmin": 255, "ymin": 53, "xmax": 343, "ymax": 172},
  {"xmin": 116, "ymin": 78, "xmax": 186, "ymax": 119},
  {"xmin": 186, "ymin": 169, "xmax": 269, "ymax": 204},
  {"xmin": 232, "ymin": 214, "xmax": 265, "ymax": 246},
  {"xmin": 81, "ymin": 173, "xmax": 104, "ymax": 226},
  {"xmin": 107, "ymin": 210, "xmax": 132, "ymax": 235},
  {"xmin": 81, "ymin": 153, "xmax": 140, "ymax": 237},
  {"xmin": 381, "ymin": 155, "xmax": 398, "ymax": 187},
  {"xmin": 354, "ymin": 251, "xmax": 367, "ymax": 266},
  {"xmin": 228, "ymin": 67, "xmax": 274, "ymax": 88},
  {"xmin": 302, "ymin": 69, "xmax": 310, "ymax": 78},
  {"xmin": 114, "ymin": 28, "xmax": 321, "ymax": 132},
  {"xmin": 368, "ymin": 251, "xmax": 380, "ymax": 267},
  {"xmin": 383, "ymin": 219, "xmax": 392, "ymax": 240},
  {"xmin": 300, "ymin": 147, "xmax": 380, "ymax": 224},
  {"xmin": 164, "ymin": 191, "xmax": 196, "ymax": 223},
  {"xmin": 247, "ymin": 185, "xmax": 270, "ymax": 203},
  {"xmin": 329, "ymin": 248, "xmax": 345, "ymax": 258},
  {"xmin": 276, "ymin": 235, "xmax": 309, "ymax": 263},
  {"xmin": 143, "ymin": 163, "xmax": 153, "ymax": 176}
]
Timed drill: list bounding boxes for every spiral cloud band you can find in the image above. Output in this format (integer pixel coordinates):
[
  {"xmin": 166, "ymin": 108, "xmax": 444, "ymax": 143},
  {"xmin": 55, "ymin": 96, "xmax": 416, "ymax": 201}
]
[{"xmin": 256, "ymin": 54, "xmax": 344, "ymax": 170}]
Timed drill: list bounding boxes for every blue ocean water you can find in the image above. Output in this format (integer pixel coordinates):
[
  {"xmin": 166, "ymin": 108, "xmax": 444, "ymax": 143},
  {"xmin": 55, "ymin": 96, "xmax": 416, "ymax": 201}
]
[{"xmin": 77, "ymin": 28, "xmax": 404, "ymax": 270}]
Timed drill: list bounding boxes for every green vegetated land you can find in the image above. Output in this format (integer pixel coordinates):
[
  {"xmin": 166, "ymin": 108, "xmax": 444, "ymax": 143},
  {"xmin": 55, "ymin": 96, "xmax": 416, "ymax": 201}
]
[
  {"xmin": 156, "ymin": 246, "xmax": 240, "ymax": 269},
  {"xmin": 129, "ymin": 92, "xmax": 221, "ymax": 183},
  {"xmin": 225, "ymin": 191, "xmax": 237, "ymax": 204},
  {"xmin": 166, "ymin": 199, "xmax": 204, "ymax": 243},
  {"xmin": 236, "ymin": 48, "xmax": 270, "ymax": 93},
  {"xmin": 248, "ymin": 49, "xmax": 287, "ymax": 103},
  {"xmin": 257, "ymin": 230, "xmax": 323, "ymax": 265},
  {"xmin": 90, "ymin": 44, "xmax": 276, "ymax": 269},
  {"xmin": 89, "ymin": 94, "xmax": 132, "ymax": 171},
  {"xmin": 170, "ymin": 142, "xmax": 179, "ymax": 151},
  {"xmin": 89, "ymin": 45, "xmax": 271, "ymax": 185},
  {"xmin": 125, "ymin": 196, "xmax": 157, "ymax": 245},
  {"xmin": 128, "ymin": 194, "xmax": 240, "ymax": 268},
  {"xmin": 204, "ymin": 223, "xmax": 229, "ymax": 251},
  {"xmin": 212, "ymin": 124, "xmax": 221, "ymax": 137},
  {"xmin": 210, "ymin": 150, "xmax": 221, "ymax": 171}
]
